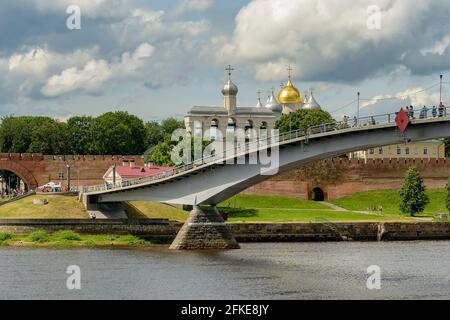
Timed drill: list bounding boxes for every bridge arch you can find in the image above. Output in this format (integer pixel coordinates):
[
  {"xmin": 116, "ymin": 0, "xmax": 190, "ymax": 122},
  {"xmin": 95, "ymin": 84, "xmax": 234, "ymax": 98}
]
[{"xmin": 0, "ymin": 161, "xmax": 38, "ymax": 190}]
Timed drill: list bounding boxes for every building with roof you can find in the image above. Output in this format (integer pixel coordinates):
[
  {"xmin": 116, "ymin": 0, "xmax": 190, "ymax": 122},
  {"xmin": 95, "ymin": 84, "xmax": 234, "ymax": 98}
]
[
  {"xmin": 184, "ymin": 65, "xmax": 322, "ymax": 140},
  {"xmin": 349, "ymin": 139, "xmax": 446, "ymax": 160},
  {"xmin": 103, "ymin": 160, "xmax": 173, "ymax": 186}
]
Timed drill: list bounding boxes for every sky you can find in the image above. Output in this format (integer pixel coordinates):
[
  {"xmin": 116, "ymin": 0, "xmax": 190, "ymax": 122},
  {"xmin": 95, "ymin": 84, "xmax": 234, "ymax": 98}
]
[{"xmin": 1, "ymin": 0, "xmax": 450, "ymax": 122}]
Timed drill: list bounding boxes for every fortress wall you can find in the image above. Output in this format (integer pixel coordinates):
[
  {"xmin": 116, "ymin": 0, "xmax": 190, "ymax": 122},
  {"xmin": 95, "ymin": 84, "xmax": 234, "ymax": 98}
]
[
  {"xmin": 0, "ymin": 154, "xmax": 144, "ymax": 188},
  {"xmin": 243, "ymin": 157, "xmax": 450, "ymax": 200}
]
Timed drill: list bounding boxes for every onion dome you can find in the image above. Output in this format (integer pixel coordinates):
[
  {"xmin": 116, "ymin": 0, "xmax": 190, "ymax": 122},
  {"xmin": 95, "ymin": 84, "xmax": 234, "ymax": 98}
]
[
  {"xmin": 303, "ymin": 90, "xmax": 321, "ymax": 110},
  {"xmin": 222, "ymin": 79, "xmax": 238, "ymax": 96},
  {"xmin": 277, "ymin": 67, "xmax": 304, "ymax": 104},
  {"xmin": 265, "ymin": 88, "xmax": 282, "ymax": 113},
  {"xmin": 255, "ymin": 90, "xmax": 263, "ymax": 108}
]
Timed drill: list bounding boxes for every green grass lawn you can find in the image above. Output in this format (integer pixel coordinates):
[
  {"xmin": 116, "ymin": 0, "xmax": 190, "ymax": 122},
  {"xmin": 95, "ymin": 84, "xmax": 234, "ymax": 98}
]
[
  {"xmin": 218, "ymin": 194, "xmax": 329, "ymax": 209},
  {"xmin": 221, "ymin": 208, "xmax": 415, "ymax": 223},
  {"xmin": 126, "ymin": 201, "xmax": 188, "ymax": 221},
  {"xmin": 0, "ymin": 195, "xmax": 88, "ymax": 219},
  {"xmin": 125, "ymin": 194, "xmax": 434, "ymax": 222},
  {"xmin": 0, "ymin": 230, "xmax": 161, "ymax": 247},
  {"xmin": 330, "ymin": 189, "xmax": 447, "ymax": 216}
]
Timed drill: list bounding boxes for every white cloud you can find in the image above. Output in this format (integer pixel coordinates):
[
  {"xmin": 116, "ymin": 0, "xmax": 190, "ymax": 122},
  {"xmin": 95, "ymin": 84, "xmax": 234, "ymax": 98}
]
[
  {"xmin": 421, "ymin": 36, "xmax": 450, "ymax": 56},
  {"xmin": 211, "ymin": 0, "xmax": 450, "ymax": 82},
  {"xmin": 30, "ymin": 0, "xmax": 128, "ymax": 17},
  {"xmin": 41, "ymin": 43, "xmax": 154, "ymax": 97},
  {"xmin": 174, "ymin": 0, "xmax": 215, "ymax": 16},
  {"xmin": 8, "ymin": 46, "xmax": 98, "ymax": 78},
  {"xmin": 362, "ymin": 88, "xmax": 440, "ymax": 110}
]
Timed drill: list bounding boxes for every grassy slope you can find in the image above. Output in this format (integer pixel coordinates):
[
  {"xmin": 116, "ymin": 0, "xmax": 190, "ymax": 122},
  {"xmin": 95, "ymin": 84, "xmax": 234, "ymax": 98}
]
[
  {"xmin": 127, "ymin": 201, "xmax": 188, "ymax": 221},
  {"xmin": 330, "ymin": 189, "xmax": 447, "ymax": 216},
  {"xmin": 0, "ymin": 195, "xmax": 88, "ymax": 219}
]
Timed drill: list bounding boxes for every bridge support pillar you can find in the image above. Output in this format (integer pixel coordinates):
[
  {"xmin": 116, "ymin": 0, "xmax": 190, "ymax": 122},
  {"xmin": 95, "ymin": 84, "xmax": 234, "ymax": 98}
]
[{"xmin": 169, "ymin": 205, "xmax": 240, "ymax": 250}]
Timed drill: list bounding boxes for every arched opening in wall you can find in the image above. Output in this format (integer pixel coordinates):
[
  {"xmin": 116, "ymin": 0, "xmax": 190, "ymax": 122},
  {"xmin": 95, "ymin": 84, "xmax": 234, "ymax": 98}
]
[
  {"xmin": 312, "ymin": 187, "xmax": 325, "ymax": 201},
  {"xmin": 244, "ymin": 120, "xmax": 254, "ymax": 141},
  {"xmin": 210, "ymin": 119, "xmax": 219, "ymax": 141},
  {"xmin": 260, "ymin": 122, "xmax": 268, "ymax": 140},
  {"xmin": 0, "ymin": 169, "xmax": 29, "ymax": 199}
]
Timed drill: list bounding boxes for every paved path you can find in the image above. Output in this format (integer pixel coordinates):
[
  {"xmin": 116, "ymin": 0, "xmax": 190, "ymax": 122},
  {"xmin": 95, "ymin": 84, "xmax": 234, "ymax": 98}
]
[{"xmin": 319, "ymin": 201, "xmax": 349, "ymax": 212}]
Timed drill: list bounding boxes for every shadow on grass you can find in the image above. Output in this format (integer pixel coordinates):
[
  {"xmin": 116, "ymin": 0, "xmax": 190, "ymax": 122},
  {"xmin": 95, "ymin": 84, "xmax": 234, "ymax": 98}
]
[{"xmin": 218, "ymin": 207, "xmax": 258, "ymax": 218}]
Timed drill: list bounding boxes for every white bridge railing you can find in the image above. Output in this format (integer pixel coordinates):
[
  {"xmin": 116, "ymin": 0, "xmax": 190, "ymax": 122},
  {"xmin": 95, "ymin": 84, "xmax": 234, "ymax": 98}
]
[{"xmin": 81, "ymin": 106, "xmax": 450, "ymax": 194}]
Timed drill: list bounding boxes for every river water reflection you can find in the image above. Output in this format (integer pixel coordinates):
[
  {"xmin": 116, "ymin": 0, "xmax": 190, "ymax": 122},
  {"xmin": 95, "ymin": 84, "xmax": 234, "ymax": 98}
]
[{"xmin": 1, "ymin": 241, "xmax": 449, "ymax": 299}]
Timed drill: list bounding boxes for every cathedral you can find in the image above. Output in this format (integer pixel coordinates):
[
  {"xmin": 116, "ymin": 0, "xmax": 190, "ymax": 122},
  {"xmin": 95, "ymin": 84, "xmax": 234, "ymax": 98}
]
[{"xmin": 184, "ymin": 65, "xmax": 322, "ymax": 139}]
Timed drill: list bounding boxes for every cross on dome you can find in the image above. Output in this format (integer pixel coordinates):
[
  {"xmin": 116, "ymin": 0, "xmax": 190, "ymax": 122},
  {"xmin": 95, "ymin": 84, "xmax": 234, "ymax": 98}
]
[{"xmin": 226, "ymin": 65, "xmax": 234, "ymax": 79}]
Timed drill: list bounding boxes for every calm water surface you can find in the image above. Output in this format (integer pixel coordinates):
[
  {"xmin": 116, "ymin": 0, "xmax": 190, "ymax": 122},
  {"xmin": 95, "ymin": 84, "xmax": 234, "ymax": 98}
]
[{"xmin": 0, "ymin": 241, "xmax": 449, "ymax": 300}]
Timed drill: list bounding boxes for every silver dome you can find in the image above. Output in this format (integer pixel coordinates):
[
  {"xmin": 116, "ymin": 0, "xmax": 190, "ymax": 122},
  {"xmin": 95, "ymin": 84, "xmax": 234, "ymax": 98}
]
[
  {"xmin": 303, "ymin": 91, "xmax": 321, "ymax": 110},
  {"xmin": 222, "ymin": 79, "xmax": 238, "ymax": 96},
  {"xmin": 256, "ymin": 97, "xmax": 263, "ymax": 108},
  {"xmin": 265, "ymin": 91, "xmax": 282, "ymax": 113}
]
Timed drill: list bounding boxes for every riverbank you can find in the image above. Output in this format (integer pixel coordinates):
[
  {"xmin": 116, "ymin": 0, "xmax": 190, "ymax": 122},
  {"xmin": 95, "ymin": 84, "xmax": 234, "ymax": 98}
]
[
  {"xmin": 0, "ymin": 230, "xmax": 166, "ymax": 248},
  {"xmin": 1, "ymin": 220, "xmax": 450, "ymax": 247}
]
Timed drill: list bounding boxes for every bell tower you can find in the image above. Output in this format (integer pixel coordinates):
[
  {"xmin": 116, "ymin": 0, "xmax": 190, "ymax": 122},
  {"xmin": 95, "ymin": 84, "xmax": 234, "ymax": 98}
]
[{"xmin": 222, "ymin": 65, "xmax": 238, "ymax": 116}]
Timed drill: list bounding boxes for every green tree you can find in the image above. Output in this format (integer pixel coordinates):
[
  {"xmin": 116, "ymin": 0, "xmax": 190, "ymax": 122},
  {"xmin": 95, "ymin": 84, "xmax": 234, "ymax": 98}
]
[
  {"xmin": 28, "ymin": 118, "xmax": 69, "ymax": 154},
  {"xmin": 161, "ymin": 118, "xmax": 184, "ymax": 136},
  {"xmin": 446, "ymin": 178, "xmax": 450, "ymax": 213},
  {"xmin": 399, "ymin": 166, "xmax": 429, "ymax": 216},
  {"xmin": 89, "ymin": 111, "xmax": 146, "ymax": 155},
  {"xmin": 275, "ymin": 109, "xmax": 334, "ymax": 133},
  {"xmin": 0, "ymin": 116, "xmax": 34, "ymax": 153},
  {"xmin": 147, "ymin": 138, "xmax": 175, "ymax": 166},
  {"xmin": 444, "ymin": 138, "xmax": 450, "ymax": 157},
  {"xmin": 145, "ymin": 121, "xmax": 163, "ymax": 150},
  {"xmin": 0, "ymin": 116, "xmax": 68, "ymax": 154},
  {"xmin": 67, "ymin": 116, "xmax": 94, "ymax": 154}
]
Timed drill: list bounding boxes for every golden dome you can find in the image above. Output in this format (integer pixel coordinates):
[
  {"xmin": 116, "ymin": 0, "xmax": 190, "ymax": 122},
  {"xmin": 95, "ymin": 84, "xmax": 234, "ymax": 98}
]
[{"xmin": 277, "ymin": 71, "xmax": 303, "ymax": 105}]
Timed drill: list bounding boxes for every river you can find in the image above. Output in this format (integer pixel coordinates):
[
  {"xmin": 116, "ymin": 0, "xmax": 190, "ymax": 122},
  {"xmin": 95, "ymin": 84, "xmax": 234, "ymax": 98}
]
[{"xmin": 0, "ymin": 241, "xmax": 449, "ymax": 300}]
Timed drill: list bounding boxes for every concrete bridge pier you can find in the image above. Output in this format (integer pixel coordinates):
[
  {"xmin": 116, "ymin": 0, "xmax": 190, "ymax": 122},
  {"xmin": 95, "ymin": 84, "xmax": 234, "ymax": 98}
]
[{"xmin": 169, "ymin": 205, "xmax": 240, "ymax": 250}]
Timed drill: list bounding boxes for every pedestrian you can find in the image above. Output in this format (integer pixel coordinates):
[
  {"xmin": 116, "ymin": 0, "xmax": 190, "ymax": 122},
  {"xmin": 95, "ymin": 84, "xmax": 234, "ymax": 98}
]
[
  {"xmin": 319, "ymin": 123, "xmax": 325, "ymax": 133},
  {"xmin": 438, "ymin": 103, "xmax": 444, "ymax": 117},
  {"xmin": 432, "ymin": 105, "xmax": 437, "ymax": 117},
  {"xmin": 409, "ymin": 105, "xmax": 414, "ymax": 119}
]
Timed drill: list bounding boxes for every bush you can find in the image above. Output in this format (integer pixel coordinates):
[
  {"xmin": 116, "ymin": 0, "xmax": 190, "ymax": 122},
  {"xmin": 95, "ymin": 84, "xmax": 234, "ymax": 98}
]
[
  {"xmin": 54, "ymin": 230, "xmax": 81, "ymax": 241},
  {"xmin": 0, "ymin": 232, "xmax": 13, "ymax": 241},
  {"xmin": 28, "ymin": 230, "xmax": 50, "ymax": 243}
]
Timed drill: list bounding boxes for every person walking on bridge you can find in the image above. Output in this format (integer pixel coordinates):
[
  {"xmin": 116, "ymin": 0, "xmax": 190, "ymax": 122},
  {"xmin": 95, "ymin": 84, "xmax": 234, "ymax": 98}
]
[
  {"xmin": 409, "ymin": 105, "xmax": 414, "ymax": 119},
  {"xmin": 420, "ymin": 106, "xmax": 428, "ymax": 119},
  {"xmin": 438, "ymin": 103, "xmax": 444, "ymax": 117},
  {"xmin": 432, "ymin": 105, "xmax": 437, "ymax": 117}
]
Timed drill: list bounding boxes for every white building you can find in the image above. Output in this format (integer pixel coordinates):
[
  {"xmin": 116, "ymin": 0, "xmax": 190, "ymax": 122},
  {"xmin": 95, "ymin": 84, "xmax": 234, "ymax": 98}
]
[{"xmin": 184, "ymin": 66, "xmax": 322, "ymax": 140}]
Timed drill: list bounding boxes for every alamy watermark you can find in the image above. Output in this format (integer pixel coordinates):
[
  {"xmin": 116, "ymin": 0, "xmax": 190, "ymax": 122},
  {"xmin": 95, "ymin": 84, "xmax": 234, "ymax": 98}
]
[
  {"xmin": 66, "ymin": 5, "xmax": 81, "ymax": 30},
  {"xmin": 170, "ymin": 128, "xmax": 281, "ymax": 176},
  {"xmin": 366, "ymin": 265, "xmax": 381, "ymax": 290},
  {"xmin": 66, "ymin": 265, "xmax": 81, "ymax": 290},
  {"xmin": 367, "ymin": 5, "xmax": 381, "ymax": 30}
]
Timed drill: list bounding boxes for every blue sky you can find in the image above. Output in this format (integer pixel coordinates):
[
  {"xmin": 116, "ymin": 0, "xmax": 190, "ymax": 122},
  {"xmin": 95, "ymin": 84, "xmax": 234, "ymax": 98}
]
[{"xmin": 1, "ymin": 0, "xmax": 450, "ymax": 121}]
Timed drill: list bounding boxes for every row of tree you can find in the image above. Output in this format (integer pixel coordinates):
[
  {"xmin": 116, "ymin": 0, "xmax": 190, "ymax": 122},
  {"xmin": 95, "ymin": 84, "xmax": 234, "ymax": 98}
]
[
  {"xmin": 0, "ymin": 109, "xmax": 448, "ymax": 159},
  {"xmin": 0, "ymin": 112, "xmax": 184, "ymax": 155}
]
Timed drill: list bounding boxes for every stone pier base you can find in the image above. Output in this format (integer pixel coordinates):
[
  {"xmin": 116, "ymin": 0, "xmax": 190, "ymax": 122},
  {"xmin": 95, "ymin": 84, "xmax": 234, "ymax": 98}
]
[{"xmin": 169, "ymin": 206, "xmax": 240, "ymax": 250}]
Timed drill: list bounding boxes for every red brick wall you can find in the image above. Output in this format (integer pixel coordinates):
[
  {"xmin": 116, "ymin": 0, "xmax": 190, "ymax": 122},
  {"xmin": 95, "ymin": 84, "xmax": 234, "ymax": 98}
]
[
  {"xmin": 0, "ymin": 154, "xmax": 144, "ymax": 189},
  {"xmin": 243, "ymin": 158, "xmax": 450, "ymax": 200},
  {"xmin": 2, "ymin": 153, "xmax": 448, "ymax": 199}
]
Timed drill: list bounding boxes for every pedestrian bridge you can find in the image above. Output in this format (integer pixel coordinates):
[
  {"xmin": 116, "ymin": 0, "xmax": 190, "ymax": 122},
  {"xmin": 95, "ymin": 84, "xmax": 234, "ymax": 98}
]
[{"xmin": 81, "ymin": 109, "xmax": 450, "ymax": 209}]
